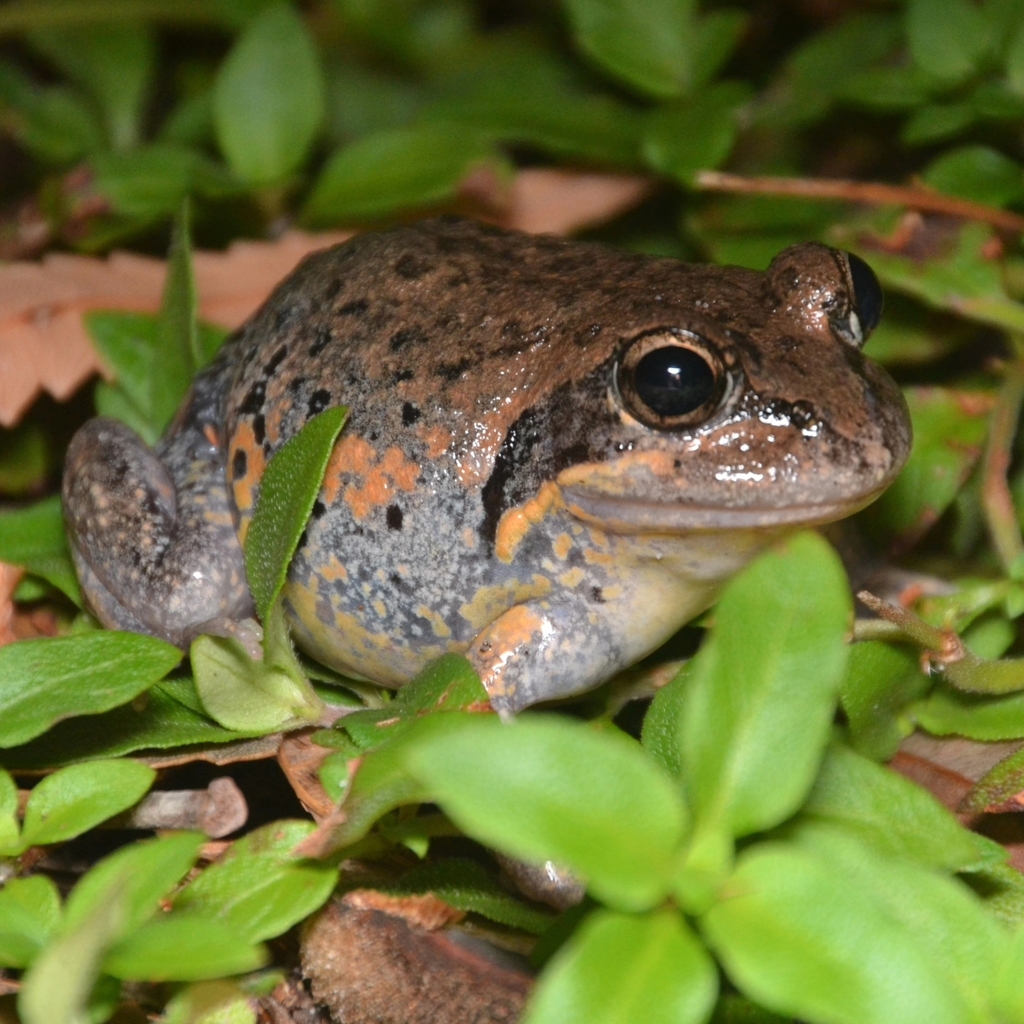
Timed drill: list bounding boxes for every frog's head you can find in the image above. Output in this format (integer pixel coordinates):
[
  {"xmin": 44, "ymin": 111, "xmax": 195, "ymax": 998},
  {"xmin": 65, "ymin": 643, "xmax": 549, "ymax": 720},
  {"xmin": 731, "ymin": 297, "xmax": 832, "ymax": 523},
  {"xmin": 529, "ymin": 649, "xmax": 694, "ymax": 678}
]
[{"xmin": 556, "ymin": 243, "xmax": 911, "ymax": 533}]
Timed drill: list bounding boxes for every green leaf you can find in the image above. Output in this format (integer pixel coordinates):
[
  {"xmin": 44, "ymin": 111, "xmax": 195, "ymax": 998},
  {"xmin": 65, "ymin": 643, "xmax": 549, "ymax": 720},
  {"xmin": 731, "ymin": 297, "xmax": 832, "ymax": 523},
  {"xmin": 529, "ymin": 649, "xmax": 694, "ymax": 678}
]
[
  {"xmin": 701, "ymin": 843, "xmax": 976, "ymax": 1024},
  {"xmin": 402, "ymin": 714, "xmax": 688, "ymax": 912},
  {"xmin": 245, "ymin": 406, "xmax": 347, "ymax": 622},
  {"xmin": 678, "ymin": 532, "xmax": 851, "ymax": 838},
  {"xmin": 0, "ymin": 768, "xmax": 18, "ymax": 851},
  {"xmin": 860, "ymin": 387, "xmax": 992, "ymax": 551},
  {"xmin": 0, "ymin": 632, "xmax": 182, "ymax": 748},
  {"xmin": 799, "ymin": 742, "xmax": 998, "ymax": 872},
  {"xmin": 923, "ymin": 145, "xmax": 1024, "ymax": 206},
  {"xmin": 19, "ymin": 759, "xmax": 156, "ymax": 849},
  {"xmin": 303, "ymin": 125, "xmax": 504, "ymax": 225},
  {"xmin": 161, "ymin": 981, "xmax": 258, "ymax": 1024},
  {"xmin": 640, "ymin": 662, "xmax": 690, "ymax": 781},
  {"xmin": 691, "ymin": 10, "xmax": 747, "ymax": 89},
  {"xmin": 525, "ymin": 908, "xmax": 717, "ymax": 1024},
  {"xmin": 0, "ymin": 876, "xmax": 61, "ymax": 969},
  {"xmin": 907, "ymin": 0, "xmax": 992, "ymax": 85},
  {"xmin": 173, "ymin": 820, "xmax": 338, "ymax": 942},
  {"xmin": 63, "ymin": 831, "xmax": 205, "ymax": 936},
  {"xmin": 0, "ymin": 495, "xmax": 81, "ymax": 604},
  {"xmin": 561, "ymin": 0, "xmax": 696, "ymax": 98},
  {"xmin": 914, "ymin": 683, "xmax": 1024, "ymax": 739},
  {"xmin": 642, "ymin": 83, "xmax": 747, "ymax": 184},
  {"xmin": 840, "ymin": 641, "xmax": 929, "ymax": 760},
  {"xmin": 27, "ymin": 22, "xmax": 155, "ymax": 150},
  {"xmin": 213, "ymin": 3, "xmax": 325, "ymax": 185},
  {"xmin": 0, "ymin": 679, "xmax": 253, "ymax": 770},
  {"xmin": 102, "ymin": 914, "xmax": 266, "ymax": 981},
  {"xmin": 959, "ymin": 744, "xmax": 1024, "ymax": 812},
  {"xmin": 902, "ymin": 103, "xmax": 977, "ymax": 146}
]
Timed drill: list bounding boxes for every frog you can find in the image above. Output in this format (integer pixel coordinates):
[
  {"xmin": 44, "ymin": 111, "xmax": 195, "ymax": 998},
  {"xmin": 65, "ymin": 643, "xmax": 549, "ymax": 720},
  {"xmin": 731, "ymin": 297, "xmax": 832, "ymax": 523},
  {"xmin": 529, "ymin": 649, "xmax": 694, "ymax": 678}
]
[{"xmin": 63, "ymin": 218, "xmax": 911, "ymax": 715}]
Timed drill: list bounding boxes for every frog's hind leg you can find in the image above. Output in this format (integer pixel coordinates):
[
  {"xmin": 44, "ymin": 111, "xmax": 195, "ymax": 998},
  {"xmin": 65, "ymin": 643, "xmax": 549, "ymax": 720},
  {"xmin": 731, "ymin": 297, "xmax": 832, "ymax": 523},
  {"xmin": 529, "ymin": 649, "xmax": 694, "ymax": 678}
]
[{"xmin": 62, "ymin": 411, "xmax": 255, "ymax": 650}]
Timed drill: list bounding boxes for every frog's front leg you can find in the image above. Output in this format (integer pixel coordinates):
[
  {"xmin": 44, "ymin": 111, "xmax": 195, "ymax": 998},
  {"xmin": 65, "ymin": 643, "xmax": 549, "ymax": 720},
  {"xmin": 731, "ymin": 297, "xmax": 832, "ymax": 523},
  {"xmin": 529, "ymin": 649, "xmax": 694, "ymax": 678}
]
[{"xmin": 62, "ymin": 411, "xmax": 254, "ymax": 650}]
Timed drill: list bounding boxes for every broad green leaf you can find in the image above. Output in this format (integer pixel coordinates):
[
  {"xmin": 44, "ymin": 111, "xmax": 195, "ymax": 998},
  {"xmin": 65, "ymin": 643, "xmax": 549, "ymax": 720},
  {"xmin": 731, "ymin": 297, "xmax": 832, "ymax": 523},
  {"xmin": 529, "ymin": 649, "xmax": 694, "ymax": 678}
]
[
  {"xmin": 0, "ymin": 679, "xmax": 253, "ymax": 770},
  {"xmin": 902, "ymin": 103, "xmax": 977, "ymax": 146},
  {"xmin": 840, "ymin": 641, "xmax": 929, "ymax": 760},
  {"xmin": 304, "ymin": 125, "xmax": 504, "ymax": 225},
  {"xmin": 403, "ymin": 714, "xmax": 688, "ymax": 912},
  {"xmin": 173, "ymin": 821, "xmax": 338, "ymax": 942},
  {"xmin": 642, "ymin": 83, "xmax": 747, "ymax": 184},
  {"xmin": 19, "ymin": 759, "xmax": 156, "ymax": 849},
  {"xmin": 907, "ymin": 0, "xmax": 992, "ymax": 85},
  {"xmin": 0, "ymin": 768, "xmax": 18, "ymax": 851},
  {"xmin": 860, "ymin": 387, "xmax": 992, "ymax": 551},
  {"xmin": 525, "ymin": 909, "xmax": 716, "ymax": 1024},
  {"xmin": 0, "ymin": 875, "xmax": 61, "ymax": 969},
  {"xmin": 958, "ymin": 744, "xmax": 1024, "ymax": 812},
  {"xmin": 0, "ymin": 495, "xmax": 81, "ymax": 604},
  {"xmin": 385, "ymin": 858, "xmax": 554, "ymax": 935},
  {"xmin": 562, "ymin": 0, "xmax": 696, "ymax": 98},
  {"xmin": 18, "ymin": 883, "xmax": 124, "ymax": 1024},
  {"xmin": 701, "ymin": 843, "xmax": 976, "ymax": 1024},
  {"xmin": 27, "ymin": 22, "xmax": 155, "ymax": 150},
  {"xmin": 799, "ymin": 742, "xmax": 998, "ymax": 872},
  {"xmin": 923, "ymin": 146, "xmax": 1024, "ymax": 206},
  {"xmin": 0, "ymin": 632, "xmax": 182, "ymax": 748},
  {"xmin": 63, "ymin": 831, "xmax": 205, "ymax": 936},
  {"xmin": 640, "ymin": 661, "xmax": 691, "ymax": 780},
  {"xmin": 915, "ymin": 683, "xmax": 1024, "ymax": 739},
  {"xmin": 161, "ymin": 980, "xmax": 258, "ymax": 1024},
  {"xmin": 678, "ymin": 532, "xmax": 851, "ymax": 838},
  {"xmin": 691, "ymin": 10, "xmax": 747, "ymax": 89},
  {"xmin": 213, "ymin": 3, "xmax": 325, "ymax": 185},
  {"xmin": 102, "ymin": 914, "xmax": 266, "ymax": 981},
  {"xmin": 245, "ymin": 406, "xmax": 347, "ymax": 621}
]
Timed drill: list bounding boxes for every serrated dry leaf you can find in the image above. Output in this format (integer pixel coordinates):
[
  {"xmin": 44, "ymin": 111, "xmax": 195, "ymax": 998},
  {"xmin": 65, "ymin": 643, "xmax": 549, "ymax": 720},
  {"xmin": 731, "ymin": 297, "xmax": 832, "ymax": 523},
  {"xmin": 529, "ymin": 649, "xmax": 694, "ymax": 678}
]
[{"xmin": 0, "ymin": 170, "xmax": 652, "ymax": 428}]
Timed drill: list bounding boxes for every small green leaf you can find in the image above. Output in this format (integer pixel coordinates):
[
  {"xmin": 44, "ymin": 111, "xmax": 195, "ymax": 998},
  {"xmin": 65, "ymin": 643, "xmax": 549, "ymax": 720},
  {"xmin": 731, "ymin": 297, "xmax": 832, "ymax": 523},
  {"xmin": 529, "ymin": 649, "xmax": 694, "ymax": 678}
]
[
  {"xmin": 701, "ymin": 843, "xmax": 976, "ymax": 1024},
  {"xmin": 244, "ymin": 406, "xmax": 347, "ymax": 622},
  {"xmin": 0, "ymin": 876, "xmax": 61, "ymax": 969},
  {"xmin": 800, "ymin": 742, "xmax": 998, "ymax": 872},
  {"xmin": 640, "ymin": 662, "xmax": 691, "ymax": 781},
  {"xmin": 0, "ymin": 768, "xmax": 18, "ymax": 852},
  {"xmin": 0, "ymin": 495, "xmax": 81, "ymax": 605},
  {"xmin": 679, "ymin": 532, "xmax": 851, "ymax": 838},
  {"xmin": 561, "ymin": 0, "xmax": 696, "ymax": 98},
  {"xmin": 0, "ymin": 632, "xmax": 182, "ymax": 748},
  {"xmin": 62, "ymin": 831, "xmax": 205, "ymax": 936},
  {"xmin": 403, "ymin": 714, "xmax": 688, "ymax": 912},
  {"xmin": 391, "ymin": 653, "xmax": 487, "ymax": 714},
  {"xmin": 902, "ymin": 103, "xmax": 977, "ymax": 146},
  {"xmin": 19, "ymin": 759, "xmax": 156, "ymax": 849},
  {"xmin": 27, "ymin": 22, "xmax": 155, "ymax": 151},
  {"xmin": 691, "ymin": 10, "xmax": 748, "ymax": 88},
  {"xmin": 959, "ymin": 744, "xmax": 1024, "ymax": 812},
  {"xmin": 923, "ymin": 146, "xmax": 1024, "ymax": 206},
  {"xmin": 102, "ymin": 914, "xmax": 266, "ymax": 981},
  {"xmin": 914, "ymin": 683, "xmax": 1024, "ymax": 739},
  {"xmin": 906, "ymin": 0, "xmax": 992, "ymax": 85},
  {"xmin": 303, "ymin": 125, "xmax": 504, "ymax": 225},
  {"xmin": 525, "ymin": 908, "xmax": 716, "ymax": 1024},
  {"xmin": 173, "ymin": 820, "xmax": 338, "ymax": 942},
  {"xmin": 213, "ymin": 3, "xmax": 325, "ymax": 185}
]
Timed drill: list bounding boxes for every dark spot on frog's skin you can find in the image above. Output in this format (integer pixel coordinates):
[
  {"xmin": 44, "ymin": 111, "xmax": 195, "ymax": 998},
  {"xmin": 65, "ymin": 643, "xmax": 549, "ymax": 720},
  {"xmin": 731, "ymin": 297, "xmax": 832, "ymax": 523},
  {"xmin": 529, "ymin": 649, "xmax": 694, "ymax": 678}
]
[
  {"xmin": 437, "ymin": 357, "xmax": 473, "ymax": 382},
  {"xmin": 395, "ymin": 252, "xmax": 433, "ymax": 280},
  {"xmin": 307, "ymin": 390, "xmax": 332, "ymax": 417},
  {"xmin": 446, "ymin": 271, "xmax": 471, "ymax": 288},
  {"xmin": 309, "ymin": 327, "xmax": 332, "ymax": 358},
  {"xmin": 673, "ymin": 459, "xmax": 682, "ymax": 470},
  {"xmin": 386, "ymin": 504, "xmax": 403, "ymax": 531},
  {"xmin": 323, "ymin": 278, "xmax": 342, "ymax": 303},
  {"xmin": 552, "ymin": 442, "xmax": 590, "ymax": 474},
  {"xmin": 297, "ymin": 527, "xmax": 309, "ymax": 550},
  {"xmin": 390, "ymin": 326, "xmax": 427, "ymax": 352},
  {"xmin": 253, "ymin": 414, "xmax": 266, "ymax": 446},
  {"xmin": 239, "ymin": 380, "xmax": 266, "ymax": 417},
  {"xmin": 262, "ymin": 346, "xmax": 287, "ymax": 377},
  {"xmin": 338, "ymin": 298, "xmax": 368, "ymax": 317},
  {"xmin": 289, "ymin": 376, "xmax": 308, "ymax": 393},
  {"xmin": 401, "ymin": 402, "xmax": 421, "ymax": 426},
  {"xmin": 567, "ymin": 547, "xmax": 584, "ymax": 568},
  {"xmin": 311, "ymin": 500, "xmax": 327, "ymax": 520},
  {"xmin": 591, "ymin": 586, "xmax": 605, "ymax": 604},
  {"xmin": 274, "ymin": 305, "xmax": 298, "ymax": 331},
  {"xmin": 232, "ymin": 449, "xmax": 247, "ymax": 477},
  {"xmin": 392, "ymin": 369, "xmax": 415, "ymax": 384},
  {"xmin": 480, "ymin": 406, "xmax": 543, "ymax": 548}
]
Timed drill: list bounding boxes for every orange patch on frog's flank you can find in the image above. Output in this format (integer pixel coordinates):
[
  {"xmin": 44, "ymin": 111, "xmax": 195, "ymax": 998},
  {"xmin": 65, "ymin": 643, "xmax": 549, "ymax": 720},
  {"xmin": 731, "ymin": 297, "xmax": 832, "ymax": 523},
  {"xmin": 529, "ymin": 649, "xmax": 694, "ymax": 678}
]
[
  {"xmin": 321, "ymin": 435, "xmax": 421, "ymax": 520},
  {"xmin": 320, "ymin": 556, "xmax": 348, "ymax": 583},
  {"xmin": 417, "ymin": 423, "xmax": 452, "ymax": 460},
  {"xmin": 228, "ymin": 421, "xmax": 267, "ymax": 540},
  {"xmin": 473, "ymin": 603, "xmax": 547, "ymax": 701},
  {"xmin": 203, "ymin": 423, "xmax": 220, "ymax": 448},
  {"xmin": 494, "ymin": 481, "xmax": 563, "ymax": 563},
  {"xmin": 552, "ymin": 532, "xmax": 573, "ymax": 560}
]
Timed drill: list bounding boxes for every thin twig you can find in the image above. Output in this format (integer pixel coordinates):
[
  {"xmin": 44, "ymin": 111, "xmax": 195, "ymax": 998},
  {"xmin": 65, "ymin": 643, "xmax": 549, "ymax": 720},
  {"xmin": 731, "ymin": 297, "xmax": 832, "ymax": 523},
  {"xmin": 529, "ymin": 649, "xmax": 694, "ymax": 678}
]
[
  {"xmin": 981, "ymin": 359, "xmax": 1024, "ymax": 575},
  {"xmin": 693, "ymin": 171, "xmax": 1024, "ymax": 235}
]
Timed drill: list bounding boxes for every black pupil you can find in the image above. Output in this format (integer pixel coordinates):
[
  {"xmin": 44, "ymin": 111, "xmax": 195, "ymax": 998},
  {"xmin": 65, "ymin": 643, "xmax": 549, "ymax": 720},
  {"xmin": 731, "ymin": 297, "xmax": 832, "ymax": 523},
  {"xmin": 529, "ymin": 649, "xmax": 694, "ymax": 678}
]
[
  {"xmin": 847, "ymin": 252, "xmax": 883, "ymax": 337},
  {"xmin": 633, "ymin": 346, "xmax": 716, "ymax": 419}
]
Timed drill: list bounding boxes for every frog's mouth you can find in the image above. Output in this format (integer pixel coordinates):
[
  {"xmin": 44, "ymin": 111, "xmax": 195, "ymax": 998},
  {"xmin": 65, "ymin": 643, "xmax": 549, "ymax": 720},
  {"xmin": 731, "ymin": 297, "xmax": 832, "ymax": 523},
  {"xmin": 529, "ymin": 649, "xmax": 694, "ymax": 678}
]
[{"xmin": 561, "ymin": 483, "xmax": 889, "ymax": 533}]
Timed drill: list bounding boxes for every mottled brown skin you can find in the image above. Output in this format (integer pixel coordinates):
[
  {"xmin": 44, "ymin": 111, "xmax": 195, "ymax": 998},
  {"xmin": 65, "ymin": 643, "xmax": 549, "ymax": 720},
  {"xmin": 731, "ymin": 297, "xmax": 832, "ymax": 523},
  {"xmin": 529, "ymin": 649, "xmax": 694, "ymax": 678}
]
[{"xmin": 63, "ymin": 219, "xmax": 911, "ymax": 713}]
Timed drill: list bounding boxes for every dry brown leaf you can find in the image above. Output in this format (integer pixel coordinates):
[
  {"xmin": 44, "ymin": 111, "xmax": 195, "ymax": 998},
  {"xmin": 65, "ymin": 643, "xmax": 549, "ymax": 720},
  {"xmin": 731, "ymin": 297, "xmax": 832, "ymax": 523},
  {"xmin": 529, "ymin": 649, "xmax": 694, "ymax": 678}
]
[
  {"xmin": 278, "ymin": 729, "xmax": 337, "ymax": 821},
  {"xmin": 0, "ymin": 170, "xmax": 653, "ymax": 428}
]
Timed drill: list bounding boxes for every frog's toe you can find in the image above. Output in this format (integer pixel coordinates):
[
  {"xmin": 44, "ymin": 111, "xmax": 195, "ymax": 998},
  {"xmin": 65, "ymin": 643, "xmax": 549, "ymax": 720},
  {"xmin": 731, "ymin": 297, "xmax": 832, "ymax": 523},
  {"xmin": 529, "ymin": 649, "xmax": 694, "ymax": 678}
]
[{"xmin": 62, "ymin": 417, "xmax": 253, "ymax": 648}]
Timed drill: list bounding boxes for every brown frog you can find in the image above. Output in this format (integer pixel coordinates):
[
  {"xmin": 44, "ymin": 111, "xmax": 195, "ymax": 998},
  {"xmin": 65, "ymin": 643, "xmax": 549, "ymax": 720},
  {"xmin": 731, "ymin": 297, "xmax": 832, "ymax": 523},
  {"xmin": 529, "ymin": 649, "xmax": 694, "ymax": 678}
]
[{"xmin": 63, "ymin": 218, "xmax": 911, "ymax": 714}]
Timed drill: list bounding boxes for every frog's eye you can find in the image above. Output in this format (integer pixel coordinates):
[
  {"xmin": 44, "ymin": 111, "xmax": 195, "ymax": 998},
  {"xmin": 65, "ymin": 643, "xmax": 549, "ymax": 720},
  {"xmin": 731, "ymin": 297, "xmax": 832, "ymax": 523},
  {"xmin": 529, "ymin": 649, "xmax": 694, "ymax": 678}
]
[
  {"xmin": 845, "ymin": 252, "xmax": 883, "ymax": 344},
  {"xmin": 616, "ymin": 331, "xmax": 726, "ymax": 430}
]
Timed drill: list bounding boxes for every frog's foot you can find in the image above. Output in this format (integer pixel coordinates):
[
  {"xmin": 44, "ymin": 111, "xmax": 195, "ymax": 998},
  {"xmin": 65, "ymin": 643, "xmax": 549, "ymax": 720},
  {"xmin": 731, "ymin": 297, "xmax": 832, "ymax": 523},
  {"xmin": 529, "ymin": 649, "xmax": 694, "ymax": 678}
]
[
  {"xmin": 467, "ymin": 597, "xmax": 627, "ymax": 716},
  {"xmin": 62, "ymin": 417, "xmax": 254, "ymax": 649}
]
